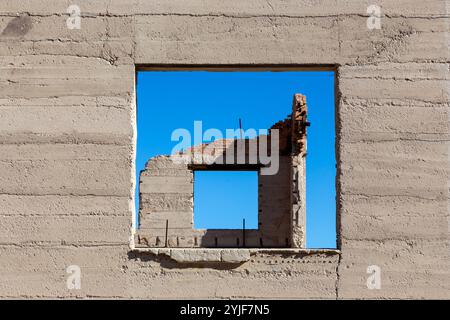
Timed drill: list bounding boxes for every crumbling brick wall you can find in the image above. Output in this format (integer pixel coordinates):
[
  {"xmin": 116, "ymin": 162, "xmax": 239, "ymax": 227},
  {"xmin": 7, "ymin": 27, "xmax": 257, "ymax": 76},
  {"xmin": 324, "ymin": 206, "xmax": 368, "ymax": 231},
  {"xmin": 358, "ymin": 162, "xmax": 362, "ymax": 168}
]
[
  {"xmin": 139, "ymin": 156, "xmax": 294, "ymax": 248},
  {"xmin": 291, "ymin": 94, "xmax": 308, "ymax": 247},
  {"xmin": 0, "ymin": 1, "xmax": 448, "ymax": 299},
  {"xmin": 137, "ymin": 95, "xmax": 307, "ymax": 248}
]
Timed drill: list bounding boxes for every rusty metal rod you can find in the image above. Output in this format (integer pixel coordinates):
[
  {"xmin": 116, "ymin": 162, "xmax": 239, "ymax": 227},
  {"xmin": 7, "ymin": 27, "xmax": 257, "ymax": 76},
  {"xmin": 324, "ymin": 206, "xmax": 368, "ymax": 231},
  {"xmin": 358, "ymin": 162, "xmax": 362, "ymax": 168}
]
[
  {"xmin": 243, "ymin": 218, "xmax": 246, "ymax": 248},
  {"xmin": 165, "ymin": 219, "xmax": 168, "ymax": 247}
]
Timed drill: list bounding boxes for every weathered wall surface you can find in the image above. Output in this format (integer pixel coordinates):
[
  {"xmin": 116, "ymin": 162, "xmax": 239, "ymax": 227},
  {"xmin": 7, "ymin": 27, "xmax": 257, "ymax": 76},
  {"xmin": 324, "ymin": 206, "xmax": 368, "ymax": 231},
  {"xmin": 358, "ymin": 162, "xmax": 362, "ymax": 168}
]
[{"xmin": 0, "ymin": 0, "xmax": 448, "ymax": 299}]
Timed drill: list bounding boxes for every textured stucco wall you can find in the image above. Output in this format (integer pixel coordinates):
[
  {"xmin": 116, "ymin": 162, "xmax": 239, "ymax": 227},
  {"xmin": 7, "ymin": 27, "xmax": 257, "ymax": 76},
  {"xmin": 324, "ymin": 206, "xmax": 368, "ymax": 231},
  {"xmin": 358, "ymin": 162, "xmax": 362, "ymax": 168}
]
[{"xmin": 0, "ymin": 0, "xmax": 448, "ymax": 299}]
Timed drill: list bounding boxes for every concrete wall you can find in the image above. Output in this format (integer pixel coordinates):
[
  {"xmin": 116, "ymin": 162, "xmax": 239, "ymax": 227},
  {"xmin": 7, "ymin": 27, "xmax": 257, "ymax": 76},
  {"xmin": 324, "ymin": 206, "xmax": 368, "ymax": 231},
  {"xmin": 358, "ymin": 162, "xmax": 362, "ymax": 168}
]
[{"xmin": 0, "ymin": 0, "xmax": 448, "ymax": 299}]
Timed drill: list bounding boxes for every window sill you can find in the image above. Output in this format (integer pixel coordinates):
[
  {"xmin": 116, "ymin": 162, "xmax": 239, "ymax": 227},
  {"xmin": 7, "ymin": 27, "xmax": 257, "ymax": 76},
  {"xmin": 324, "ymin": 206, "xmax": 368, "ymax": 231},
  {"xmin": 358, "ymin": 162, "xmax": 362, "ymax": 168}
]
[{"xmin": 131, "ymin": 248, "xmax": 340, "ymax": 264}]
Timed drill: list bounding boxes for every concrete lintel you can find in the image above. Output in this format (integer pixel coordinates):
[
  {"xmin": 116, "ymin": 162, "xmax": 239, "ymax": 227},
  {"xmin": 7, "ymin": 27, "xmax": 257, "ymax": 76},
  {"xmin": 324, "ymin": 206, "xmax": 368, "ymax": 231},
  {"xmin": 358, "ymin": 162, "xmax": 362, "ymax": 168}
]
[
  {"xmin": 131, "ymin": 248, "xmax": 340, "ymax": 264},
  {"xmin": 131, "ymin": 248, "xmax": 251, "ymax": 263}
]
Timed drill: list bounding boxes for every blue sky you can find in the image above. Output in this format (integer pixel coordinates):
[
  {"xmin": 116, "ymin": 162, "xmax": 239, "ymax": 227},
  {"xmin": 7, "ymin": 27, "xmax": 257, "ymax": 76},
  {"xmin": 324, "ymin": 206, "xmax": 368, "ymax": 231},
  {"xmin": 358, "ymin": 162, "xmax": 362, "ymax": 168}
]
[
  {"xmin": 194, "ymin": 171, "xmax": 258, "ymax": 229},
  {"xmin": 136, "ymin": 70, "xmax": 336, "ymax": 248}
]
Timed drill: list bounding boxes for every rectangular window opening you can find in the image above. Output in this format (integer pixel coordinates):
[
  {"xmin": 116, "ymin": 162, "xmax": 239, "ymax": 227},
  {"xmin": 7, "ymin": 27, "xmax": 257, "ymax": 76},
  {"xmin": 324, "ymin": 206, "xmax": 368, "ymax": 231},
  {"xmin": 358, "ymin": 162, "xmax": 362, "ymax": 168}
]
[
  {"xmin": 193, "ymin": 171, "xmax": 258, "ymax": 230},
  {"xmin": 135, "ymin": 67, "xmax": 337, "ymax": 249}
]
